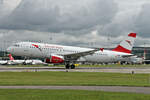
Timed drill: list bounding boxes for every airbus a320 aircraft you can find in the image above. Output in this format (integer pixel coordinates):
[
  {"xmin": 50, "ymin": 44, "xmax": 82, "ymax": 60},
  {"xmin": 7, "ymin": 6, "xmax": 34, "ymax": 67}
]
[
  {"xmin": 7, "ymin": 54, "xmax": 46, "ymax": 65},
  {"xmin": 7, "ymin": 33, "xmax": 136, "ymax": 69}
]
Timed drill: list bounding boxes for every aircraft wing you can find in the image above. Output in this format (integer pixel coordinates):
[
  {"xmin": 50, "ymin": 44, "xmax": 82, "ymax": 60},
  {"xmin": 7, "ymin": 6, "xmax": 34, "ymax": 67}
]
[
  {"xmin": 121, "ymin": 54, "xmax": 134, "ymax": 58},
  {"xmin": 62, "ymin": 48, "xmax": 99, "ymax": 61}
]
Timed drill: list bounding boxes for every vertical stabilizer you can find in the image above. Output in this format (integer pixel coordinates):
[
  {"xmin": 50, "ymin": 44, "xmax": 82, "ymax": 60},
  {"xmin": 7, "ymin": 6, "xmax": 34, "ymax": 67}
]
[
  {"xmin": 112, "ymin": 33, "xmax": 137, "ymax": 54},
  {"xmin": 8, "ymin": 54, "xmax": 14, "ymax": 61}
]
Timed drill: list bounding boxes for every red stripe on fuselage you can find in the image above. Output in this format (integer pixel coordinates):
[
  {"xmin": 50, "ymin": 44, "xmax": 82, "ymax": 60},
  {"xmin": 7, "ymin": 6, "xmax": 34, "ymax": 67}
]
[
  {"xmin": 32, "ymin": 44, "xmax": 39, "ymax": 48},
  {"xmin": 112, "ymin": 45, "xmax": 131, "ymax": 54}
]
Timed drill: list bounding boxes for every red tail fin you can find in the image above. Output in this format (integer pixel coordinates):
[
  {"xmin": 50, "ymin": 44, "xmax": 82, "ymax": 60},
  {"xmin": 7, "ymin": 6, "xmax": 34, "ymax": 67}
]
[
  {"xmin": 8, "ymin": 54, "xmax": 14, "ymax": 61},
  {"xmin": 112, "ymin": 33, "xmax": 137, "ymax": 54}
]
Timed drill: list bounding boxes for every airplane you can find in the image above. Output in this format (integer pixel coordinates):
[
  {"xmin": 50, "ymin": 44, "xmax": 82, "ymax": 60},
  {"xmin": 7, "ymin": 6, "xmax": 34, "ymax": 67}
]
[
  {"xmin": 122, "ymin": 56, "xmax": 143, "ymax": 64},
  {"xmin": 7, "ymin": 54, "xmax": 24, "ymax": 65},
  {"xmin": 0, "ymin": 54, "xmax": 27, "ymax": 65},
  {"xmin": 0, "ymin": 60, "xmax": 8, "ymax": 65},
  {"xmin": 7, "ymin": 33, "xmax": 137, "ymax": 69},
  {"xmin": 7, "ymin": 54, "xmax": 46, "ymax": 65}
]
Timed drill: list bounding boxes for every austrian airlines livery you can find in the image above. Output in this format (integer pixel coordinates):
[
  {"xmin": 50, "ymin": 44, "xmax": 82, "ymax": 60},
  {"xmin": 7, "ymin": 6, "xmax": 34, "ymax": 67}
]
[
  {"xmin": 7, "ymin": 54, "xmax": 46, "ymax": 65},
  {"xmin": 7, "ymin": 33, "xmax": 136, "ymax": 69}
]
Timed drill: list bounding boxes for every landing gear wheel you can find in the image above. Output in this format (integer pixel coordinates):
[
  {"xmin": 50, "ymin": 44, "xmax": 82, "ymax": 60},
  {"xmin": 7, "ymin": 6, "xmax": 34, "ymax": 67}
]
[
  {"xmin": 65, "ymin": 64, "xmax": 70, "ymax": 69},
  {"xmin": 71, "ymin": 64, "xmax": 75, "ymax": 69},
  {"xmin": 23, "ymin": 62, "xmax": 26, "ymax": 65}
]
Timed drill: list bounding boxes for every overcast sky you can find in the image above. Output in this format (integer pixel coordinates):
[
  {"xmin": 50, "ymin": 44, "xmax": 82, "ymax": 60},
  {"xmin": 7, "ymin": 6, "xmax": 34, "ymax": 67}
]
[{"xmin": 0, "ymin": 0, "xmax": 150, "ymax": 49}]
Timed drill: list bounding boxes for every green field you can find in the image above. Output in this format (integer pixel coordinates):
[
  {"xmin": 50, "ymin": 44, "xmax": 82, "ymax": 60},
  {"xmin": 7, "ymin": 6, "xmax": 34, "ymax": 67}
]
[
  {"xmin": 0, "ymin": 72, "xmax": 150, "ymax": 86},
  {"xmin": 0, "ymin": 89, "xmax": 149, "ymax": 100}
]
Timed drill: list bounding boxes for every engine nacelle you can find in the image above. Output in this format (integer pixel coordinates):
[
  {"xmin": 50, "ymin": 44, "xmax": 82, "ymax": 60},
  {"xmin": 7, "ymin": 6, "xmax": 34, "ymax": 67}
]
[{"xmin": 45, "ymin": 55, "xmax": 64, "ymax": 63}]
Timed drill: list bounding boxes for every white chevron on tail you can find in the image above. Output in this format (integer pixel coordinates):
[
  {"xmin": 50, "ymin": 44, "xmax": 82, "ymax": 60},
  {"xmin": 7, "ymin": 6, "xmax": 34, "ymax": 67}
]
[{"xmin": 112, "ymin": 33, "xmax": 136, "ymax": 54}]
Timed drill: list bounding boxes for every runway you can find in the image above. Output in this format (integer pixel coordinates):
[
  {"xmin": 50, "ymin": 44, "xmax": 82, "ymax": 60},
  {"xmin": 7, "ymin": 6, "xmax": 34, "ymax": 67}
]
[
  {"xmin": 0, "ymin": 66, "xmax": 150, "ymax": 73},
  {"xmin": 0, "ymin": 86, "xmax": 150, "ymax": 94}
]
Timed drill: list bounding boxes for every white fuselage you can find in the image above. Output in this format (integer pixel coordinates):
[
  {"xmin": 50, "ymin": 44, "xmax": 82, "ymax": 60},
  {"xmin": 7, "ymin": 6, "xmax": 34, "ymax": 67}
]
[
  {"xmin": 7, "ymin": 42, "xmax": 132, "ymax": 63},
  {"xmin": 0, "ymin": 60, "xmax": 8, "ymax": 65}
]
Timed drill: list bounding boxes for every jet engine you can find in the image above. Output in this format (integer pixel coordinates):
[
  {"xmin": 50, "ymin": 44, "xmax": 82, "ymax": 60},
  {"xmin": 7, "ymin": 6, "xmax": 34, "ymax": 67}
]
[{"xmin": 45, "ymin": 55, "xmax": 64, "ymax": 63}]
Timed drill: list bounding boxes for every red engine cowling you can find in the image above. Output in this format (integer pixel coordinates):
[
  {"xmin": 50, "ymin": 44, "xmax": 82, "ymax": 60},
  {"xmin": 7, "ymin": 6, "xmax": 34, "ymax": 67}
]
[{"xmin": 45, "ymin": 55, "xmax": 64, "ymax": 63}]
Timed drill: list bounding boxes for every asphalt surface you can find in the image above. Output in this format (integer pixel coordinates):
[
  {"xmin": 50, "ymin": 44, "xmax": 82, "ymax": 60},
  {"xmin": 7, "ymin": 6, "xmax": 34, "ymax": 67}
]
[
  {"xmin": 0, "ymin": 86, "xmax": 150, "ymax": 94},
  {"xmin": 0, "ymin": 66, "xmax": 150, "ymax": 73}
]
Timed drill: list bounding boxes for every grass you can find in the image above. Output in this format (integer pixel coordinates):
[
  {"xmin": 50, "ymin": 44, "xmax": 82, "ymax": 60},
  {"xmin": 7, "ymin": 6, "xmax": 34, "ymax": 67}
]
[
  {"xmin": 0, "ymin": 72, "xmax": 150, "ymax": 86},
  {"xmin": 0, "ymin": 89, "xmax": 150, "ymax": 100}
]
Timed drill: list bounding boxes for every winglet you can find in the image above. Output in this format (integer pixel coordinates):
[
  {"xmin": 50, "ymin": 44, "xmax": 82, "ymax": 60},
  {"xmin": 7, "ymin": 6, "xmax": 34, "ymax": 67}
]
[{"xmin": 100, "ymin": 48, "xmax": 104, "ymax": 52}]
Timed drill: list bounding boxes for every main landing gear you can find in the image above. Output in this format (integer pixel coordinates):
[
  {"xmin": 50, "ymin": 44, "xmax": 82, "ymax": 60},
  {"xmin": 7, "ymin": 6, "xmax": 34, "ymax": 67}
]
[{"xmin": 65, "ymin": 63, "xmax": 75, "ymax": 69}]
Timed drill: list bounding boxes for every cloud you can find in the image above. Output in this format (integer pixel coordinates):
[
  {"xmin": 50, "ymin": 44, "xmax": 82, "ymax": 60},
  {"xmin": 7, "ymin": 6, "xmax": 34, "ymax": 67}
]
[
  {"xmin": 97, "ymin": 0, "xmax": 149, "ymax": 37},
  {"xmin": 0, "ymin": 0, "xmax": 118, "ymax": 34},
  {"xmin": 135, "ymin": 3, "xmax": 150, "ymax": 38},
  {"xmin": 1, "ymin": 0, "xmax": 150, "ymax": 48},
  {"xmin": 0, "ymin": 0, "xmax": 21, "ymax": 18}
]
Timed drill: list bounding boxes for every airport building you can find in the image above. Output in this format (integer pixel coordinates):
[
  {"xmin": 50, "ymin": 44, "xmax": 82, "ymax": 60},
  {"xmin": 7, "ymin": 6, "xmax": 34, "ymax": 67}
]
[
  {"xmin": 132, "ymin": 47, "xmax": 146, "ymax": 58},
  {"xmin": 132, "ymin": 47, "xmax": 150, "ymax": 64}
]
